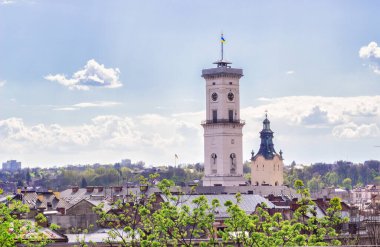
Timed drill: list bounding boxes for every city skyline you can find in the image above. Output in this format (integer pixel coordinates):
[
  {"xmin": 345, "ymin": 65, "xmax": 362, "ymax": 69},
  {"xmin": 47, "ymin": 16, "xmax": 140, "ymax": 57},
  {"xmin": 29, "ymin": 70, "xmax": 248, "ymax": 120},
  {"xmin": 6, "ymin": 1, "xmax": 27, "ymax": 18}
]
[{"xmin": 1, "ymin": 0, "xmax": 380, "ymax": 167}]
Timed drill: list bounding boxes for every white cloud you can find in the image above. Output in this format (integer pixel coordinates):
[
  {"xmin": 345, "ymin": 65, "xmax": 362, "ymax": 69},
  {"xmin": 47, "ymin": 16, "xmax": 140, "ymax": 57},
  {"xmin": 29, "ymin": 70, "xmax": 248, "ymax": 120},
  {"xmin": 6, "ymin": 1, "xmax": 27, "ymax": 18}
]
[
  {"xmin": 44, "ymin": 59, "xmax": 122, "ymax": 90},
  {"xmin": 2, "ymin": 96, "xmax": 380, "ymax": 166},
  {"xmin": 73, "ymin": 101, "xmax": 121, "ymax": 108},
  {"xmin": 359, "ymin": 42, "xmax": 380, "ymax": 59},
  {"xmin": 359, "ymin": 42, "xmax": 380, "ymax": 75},
  {"xmin": 332, "ymin": 122, "xmax": 380, "ymax": 138},
  {"xmin": 0, "ymin": 80, "xmax": 6, "ymax": 87},
  {"xmin": 54, "ymin": 107, "xmax": 78, "ymax": 111},
  {"xmin": 0, "ymin": 113, "xmax": 203, "ymax": 165},
  {"xmin": 53, "ymin": 101, "xmax": 121, "ymax": 111},
  {"xmin": 0, "ymin": 0, "xmax": 15, "ymax": 5},
  {"xmin": 286, "ymin": 70, "xmax": 295, "ymax": 75}
]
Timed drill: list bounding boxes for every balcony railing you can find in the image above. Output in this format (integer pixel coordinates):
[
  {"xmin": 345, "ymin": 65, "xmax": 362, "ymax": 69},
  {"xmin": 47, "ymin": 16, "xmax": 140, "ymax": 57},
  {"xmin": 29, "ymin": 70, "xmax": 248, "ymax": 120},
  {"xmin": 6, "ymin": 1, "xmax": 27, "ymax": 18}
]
[{"xmin": 201, "ymin": 119, "xmax": 245, "ymax": 125}]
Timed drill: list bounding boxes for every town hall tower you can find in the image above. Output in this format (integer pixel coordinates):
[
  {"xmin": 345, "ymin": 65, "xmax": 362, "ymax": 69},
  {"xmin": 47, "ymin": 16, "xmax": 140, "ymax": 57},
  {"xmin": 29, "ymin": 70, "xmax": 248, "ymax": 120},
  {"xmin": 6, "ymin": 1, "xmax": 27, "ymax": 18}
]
[{"xmin": 201, "ymin": 35, "xmax": 246, "ymax": 186}]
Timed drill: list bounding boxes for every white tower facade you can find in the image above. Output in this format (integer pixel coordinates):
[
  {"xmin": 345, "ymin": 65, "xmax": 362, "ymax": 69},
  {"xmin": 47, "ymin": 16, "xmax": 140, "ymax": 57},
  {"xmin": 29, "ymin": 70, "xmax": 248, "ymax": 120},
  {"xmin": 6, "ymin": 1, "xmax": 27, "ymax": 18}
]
[{"xmin": 201, "ymin": 56, "xmax": 246, "ymax": 186}]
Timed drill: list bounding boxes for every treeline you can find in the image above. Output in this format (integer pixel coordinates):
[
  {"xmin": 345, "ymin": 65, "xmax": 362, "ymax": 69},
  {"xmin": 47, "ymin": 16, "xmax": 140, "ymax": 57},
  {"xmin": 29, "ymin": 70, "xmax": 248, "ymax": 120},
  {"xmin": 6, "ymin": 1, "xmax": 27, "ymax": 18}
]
[
  {"xmin": 284, "ymin": 160, "xmax": 380, "ymax": 192},
  {"xmin": 1, "ymin": 163, "xmax": 204, "ymax": 191}
]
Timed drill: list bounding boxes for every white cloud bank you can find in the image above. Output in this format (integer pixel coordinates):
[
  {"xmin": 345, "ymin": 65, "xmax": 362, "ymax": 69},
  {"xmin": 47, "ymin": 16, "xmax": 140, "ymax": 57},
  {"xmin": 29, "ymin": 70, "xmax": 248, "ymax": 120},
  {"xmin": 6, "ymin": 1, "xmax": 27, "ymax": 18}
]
[
  {"xmin": 359, "ymin": 42, "xmax": 380, "ymax": 75},
  {"xmin": 45, "ymin": 59, "xmax": 122, "ymax": 90},
  {"xmin": 0, "ymin": 80, "xmax": 5, "ymax": 87},
  {"xmin": 1, "ymin": 96, "xmax": 379, "ymax": 166}
]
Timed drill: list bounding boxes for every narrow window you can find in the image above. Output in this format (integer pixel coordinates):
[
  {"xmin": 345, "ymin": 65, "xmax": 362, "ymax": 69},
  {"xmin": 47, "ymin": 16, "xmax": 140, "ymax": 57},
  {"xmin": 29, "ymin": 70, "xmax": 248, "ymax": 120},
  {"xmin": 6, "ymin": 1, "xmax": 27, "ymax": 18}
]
[
  {"xmin": 212, "ymin": 110, "xmax": 217, "ymax": 123},
  {"xmin": 229, "ymin": 110, "xmax": 233, "ymax": 122},
  {"xmin": 230, "ymin": 153, "xmax": 236, "ymax": 174}
]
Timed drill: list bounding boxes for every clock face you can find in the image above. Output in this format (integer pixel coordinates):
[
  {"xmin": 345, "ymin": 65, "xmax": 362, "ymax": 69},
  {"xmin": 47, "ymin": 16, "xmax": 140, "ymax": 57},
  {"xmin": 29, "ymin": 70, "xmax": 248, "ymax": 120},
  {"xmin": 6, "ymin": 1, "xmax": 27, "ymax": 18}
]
[
  {"xmin": 228, "ymin": 92, "xmax": 234, "ymax": 101},
  {"xmin": 211, "ymin": 92, "xmax": 218, "ymax": 101}
]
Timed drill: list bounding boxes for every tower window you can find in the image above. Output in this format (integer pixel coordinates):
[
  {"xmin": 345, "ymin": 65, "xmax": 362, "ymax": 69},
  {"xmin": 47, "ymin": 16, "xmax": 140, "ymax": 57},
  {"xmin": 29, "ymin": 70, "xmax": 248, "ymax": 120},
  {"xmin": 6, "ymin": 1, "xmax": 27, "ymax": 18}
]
[
  {"xmin": 212, "ymin": 110, "xmax": 217, "ymax": 123},
  {"xmin": 229, "ymin": 82, "xmax": 232, "ymax": 85},
  {"xmin": 211, "ymin": 153, "xmax": 217, "ymax": 164},
  {"xmin": 212, "ymin": 82, "xmax": 216, "ymax": 85},
  {"xmin": 229, "ymin": 110, "xmax": 234, "ymax": 122},
  {"xmin": 230, "ymin": 153, "xmax": 236, "ymax": 174}
]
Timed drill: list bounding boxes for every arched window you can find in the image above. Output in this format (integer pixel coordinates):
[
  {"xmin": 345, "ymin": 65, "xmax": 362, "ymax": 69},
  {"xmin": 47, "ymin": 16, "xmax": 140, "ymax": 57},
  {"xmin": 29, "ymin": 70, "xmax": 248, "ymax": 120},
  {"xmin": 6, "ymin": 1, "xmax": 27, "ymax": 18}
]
[
  {"xmin": 211, "ymin": 153, "xmax": 217, "ymax": 164},
  {"xmin": 273, "ymin": 164, "xmax": 275, "ymax": 171},
  {"xmin": 230, "ymin": 153, "xmax": 236, "ymax": 174},
  {"xmin": 256, "ymin": 164, "xmax": 258, "ymax": 171},
  {"xmin": 275, "ymin": 181, "xmax": 278, "ymax": 186},
  {"xmin": 211, "ymin": 153, "xmax": 217, "ymax": 174},
  {"xmin": 255, "ymin": 181, "xmax": 259, "ymax": 186},
  {"xmin": 278, "ymin": 164, "xmax": 280, "ymax": 171},
  {"xmin": 262, "ymin": 164, "xmax": 264, "ymax": 171}
]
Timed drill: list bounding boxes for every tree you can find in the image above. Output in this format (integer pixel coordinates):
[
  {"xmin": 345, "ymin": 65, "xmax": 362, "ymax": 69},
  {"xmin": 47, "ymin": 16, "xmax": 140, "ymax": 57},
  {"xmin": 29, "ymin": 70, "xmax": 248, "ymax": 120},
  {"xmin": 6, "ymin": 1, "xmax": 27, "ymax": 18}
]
[
  {"xmin": 0, "ymin": 189, "xmax": 49, "ymax": 246},
  {"xmin": 26, "ymin": 168, "xmax": 32, "ymax": 186},
  {"xmin": 150, "ymin": 179, "xmax": 219, "ymax": 246},
  {"xmin": 342, "ymin": 178, "xmax": 352, "ymax": 190},
  {"xmin": 81, "ymin": 177, "xmax": 88, "ymax": 188},
  {"xmin": 220, "ymin": 180, "xmax": 347, "ymax": 246},
  {"xmin": 93, "ymin": 178, "xmax": 347, "ymax": 246},
  {"xmin": 93, "ymin": 174, "xmax": 159, "ymax": 247}
]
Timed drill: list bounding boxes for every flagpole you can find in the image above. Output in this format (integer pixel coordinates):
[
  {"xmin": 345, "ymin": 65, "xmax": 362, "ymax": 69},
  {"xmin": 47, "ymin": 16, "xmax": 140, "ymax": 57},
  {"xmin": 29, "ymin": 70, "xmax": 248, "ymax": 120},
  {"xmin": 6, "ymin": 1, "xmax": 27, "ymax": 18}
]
[{"xmin": 221, "ymin": 33, "xmax": 224, "ymax": 61}]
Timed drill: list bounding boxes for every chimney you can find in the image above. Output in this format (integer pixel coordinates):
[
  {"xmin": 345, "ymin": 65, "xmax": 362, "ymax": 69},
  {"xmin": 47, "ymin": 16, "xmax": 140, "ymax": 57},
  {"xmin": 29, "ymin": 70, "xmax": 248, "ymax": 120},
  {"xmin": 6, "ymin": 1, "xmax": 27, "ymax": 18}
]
[
  {"xmin": 86, "ymin": 186, "xmax": 95, "ymax": 193},
  {"xmin": 113, "ymin": 186, "xmax": 122, "ymax": 193},
  {"xmin": 72, "ymin": 186, "xmax": 79, "ymax": 193}
]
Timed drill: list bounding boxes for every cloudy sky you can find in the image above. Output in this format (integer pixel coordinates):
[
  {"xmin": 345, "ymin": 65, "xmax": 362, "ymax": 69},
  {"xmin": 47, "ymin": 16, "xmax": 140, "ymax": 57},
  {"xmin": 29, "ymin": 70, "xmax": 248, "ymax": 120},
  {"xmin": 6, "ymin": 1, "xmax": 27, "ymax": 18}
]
[{"xmin": 1, "ymin": 0, "xmax": 380, "ymax": 167}]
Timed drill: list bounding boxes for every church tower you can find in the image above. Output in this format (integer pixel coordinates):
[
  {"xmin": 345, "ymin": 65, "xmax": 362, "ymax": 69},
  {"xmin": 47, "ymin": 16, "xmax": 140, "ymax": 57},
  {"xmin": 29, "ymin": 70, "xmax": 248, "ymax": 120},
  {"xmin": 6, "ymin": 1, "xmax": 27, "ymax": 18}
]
[
  {"xmin": 201, "ymin": 35, "xmax": 246, "ymax": 186},
  {"xmin": 251, "ymin": 114, "xmax": 284, "ymax": 186}
]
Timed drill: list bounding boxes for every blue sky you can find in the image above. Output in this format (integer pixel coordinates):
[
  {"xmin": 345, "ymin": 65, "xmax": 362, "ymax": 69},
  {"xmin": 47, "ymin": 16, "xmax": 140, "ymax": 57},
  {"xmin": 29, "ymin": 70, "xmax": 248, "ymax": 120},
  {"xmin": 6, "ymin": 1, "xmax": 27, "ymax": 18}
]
[{"xmin": 1, "ymin": 0, "xmax": 380, "ymax": 167}]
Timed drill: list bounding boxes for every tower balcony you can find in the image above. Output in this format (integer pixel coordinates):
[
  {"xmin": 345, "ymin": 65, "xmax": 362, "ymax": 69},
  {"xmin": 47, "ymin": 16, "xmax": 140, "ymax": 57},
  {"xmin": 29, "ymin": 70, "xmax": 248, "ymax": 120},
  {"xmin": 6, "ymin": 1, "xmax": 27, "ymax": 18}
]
[{"xmin": 201, "ymin": 119, "xmax": 245, "ymax": 125}]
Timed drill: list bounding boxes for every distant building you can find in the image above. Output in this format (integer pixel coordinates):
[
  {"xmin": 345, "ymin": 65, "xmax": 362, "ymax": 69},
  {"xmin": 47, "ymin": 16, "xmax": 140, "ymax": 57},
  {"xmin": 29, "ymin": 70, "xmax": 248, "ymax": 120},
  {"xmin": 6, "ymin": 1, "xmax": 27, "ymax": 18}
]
[
  {"xmin": 351, "ymin": 184, "xmax": 380, "ymax": 207},
  {"xmin": 121, "ymin": 159, "xmax": 131, "ymax": 167},
  {"xmin": 250, "ymin": 115, "xmax": 284, "ymax": 186},
  {"xmin": 2, "ymin": 160, "xmax": 21, "ymax": 172}
]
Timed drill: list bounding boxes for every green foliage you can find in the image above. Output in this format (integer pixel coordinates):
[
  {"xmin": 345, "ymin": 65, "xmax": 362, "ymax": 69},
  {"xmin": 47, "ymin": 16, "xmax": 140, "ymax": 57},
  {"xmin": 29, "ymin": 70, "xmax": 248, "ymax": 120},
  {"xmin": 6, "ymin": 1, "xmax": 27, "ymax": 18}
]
[
  {"xmin": 284, "ymin": 160, "xmax": 380, "ymax": 189},
  {"xmin": 0, "ymin": 191, "xmax": 50, "ymax": 246},
  {"xmin": 219, "ymin": 180, "xmax": 347, "ymax": 246},
  {"xmin": 342, "ymin": 178, "xmax": 352, "ymax": 190},
  {"xmin": 93, "ymin": 178, "xmax": 347, "ymax": 246}
]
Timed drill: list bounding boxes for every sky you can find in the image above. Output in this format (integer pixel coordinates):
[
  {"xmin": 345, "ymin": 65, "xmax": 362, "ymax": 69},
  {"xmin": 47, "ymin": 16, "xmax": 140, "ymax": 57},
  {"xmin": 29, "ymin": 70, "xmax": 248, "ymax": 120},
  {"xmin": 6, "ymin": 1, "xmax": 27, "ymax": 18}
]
[{"xmin": 1, "ymin": 0, "xmax": 380, "ymax": 167}]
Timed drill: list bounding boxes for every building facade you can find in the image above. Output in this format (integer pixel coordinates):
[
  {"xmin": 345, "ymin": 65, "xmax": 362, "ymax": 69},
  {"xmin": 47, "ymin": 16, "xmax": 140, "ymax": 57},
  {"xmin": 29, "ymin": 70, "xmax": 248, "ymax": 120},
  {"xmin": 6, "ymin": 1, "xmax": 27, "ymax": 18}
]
[
  {"xmin": 2, "ymin": 160, "xmax": 21, "ymax": 172},
  {"xmin": 251, "ymin": 115, "xmax": 284, "ymax": 186},
  {"xmin": 201, "ymin": 57, "xmax": 246, "ymax": 186}
]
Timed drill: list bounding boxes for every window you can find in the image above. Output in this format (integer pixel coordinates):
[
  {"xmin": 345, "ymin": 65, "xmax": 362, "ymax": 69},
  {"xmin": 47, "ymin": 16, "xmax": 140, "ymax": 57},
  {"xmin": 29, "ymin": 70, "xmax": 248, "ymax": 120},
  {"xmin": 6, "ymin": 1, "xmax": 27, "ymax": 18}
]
[
  {"xmin": 211, "ymin": 153, "xmax": 217, "ymax": 164},
  {"xmin": 275, "ymin": 181, "xmax": 278, "ymax": 186},
  {"xmin": 212, "ymin": 110, "xmax": 217, "ymax": 123},
  {"xmin": 229, "ymin": 82, "xmax": 232, "ymax": 85},
  {"xmin": 230, "ymin": 153, "xmax": 236, "ymax": 174},
  {"xmin": 229, "ymin": 110, "xmax": 233, "ymax": 122}
]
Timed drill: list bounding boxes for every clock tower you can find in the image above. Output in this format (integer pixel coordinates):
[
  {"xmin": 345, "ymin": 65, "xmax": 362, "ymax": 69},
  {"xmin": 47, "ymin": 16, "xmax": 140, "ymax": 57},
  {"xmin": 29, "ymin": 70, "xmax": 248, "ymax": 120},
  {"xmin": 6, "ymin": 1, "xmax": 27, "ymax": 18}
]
[{"xmin": 201, "ymin": 35, "xmax": 246, "ymax": 186}]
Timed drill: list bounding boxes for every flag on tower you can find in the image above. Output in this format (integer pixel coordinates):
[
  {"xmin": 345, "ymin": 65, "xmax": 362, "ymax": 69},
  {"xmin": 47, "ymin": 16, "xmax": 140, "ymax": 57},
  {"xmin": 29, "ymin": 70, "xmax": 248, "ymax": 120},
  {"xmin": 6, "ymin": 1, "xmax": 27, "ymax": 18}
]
[{"xmin": 221, "ymin": 35, "xmax": 226, "ymax": 43}]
